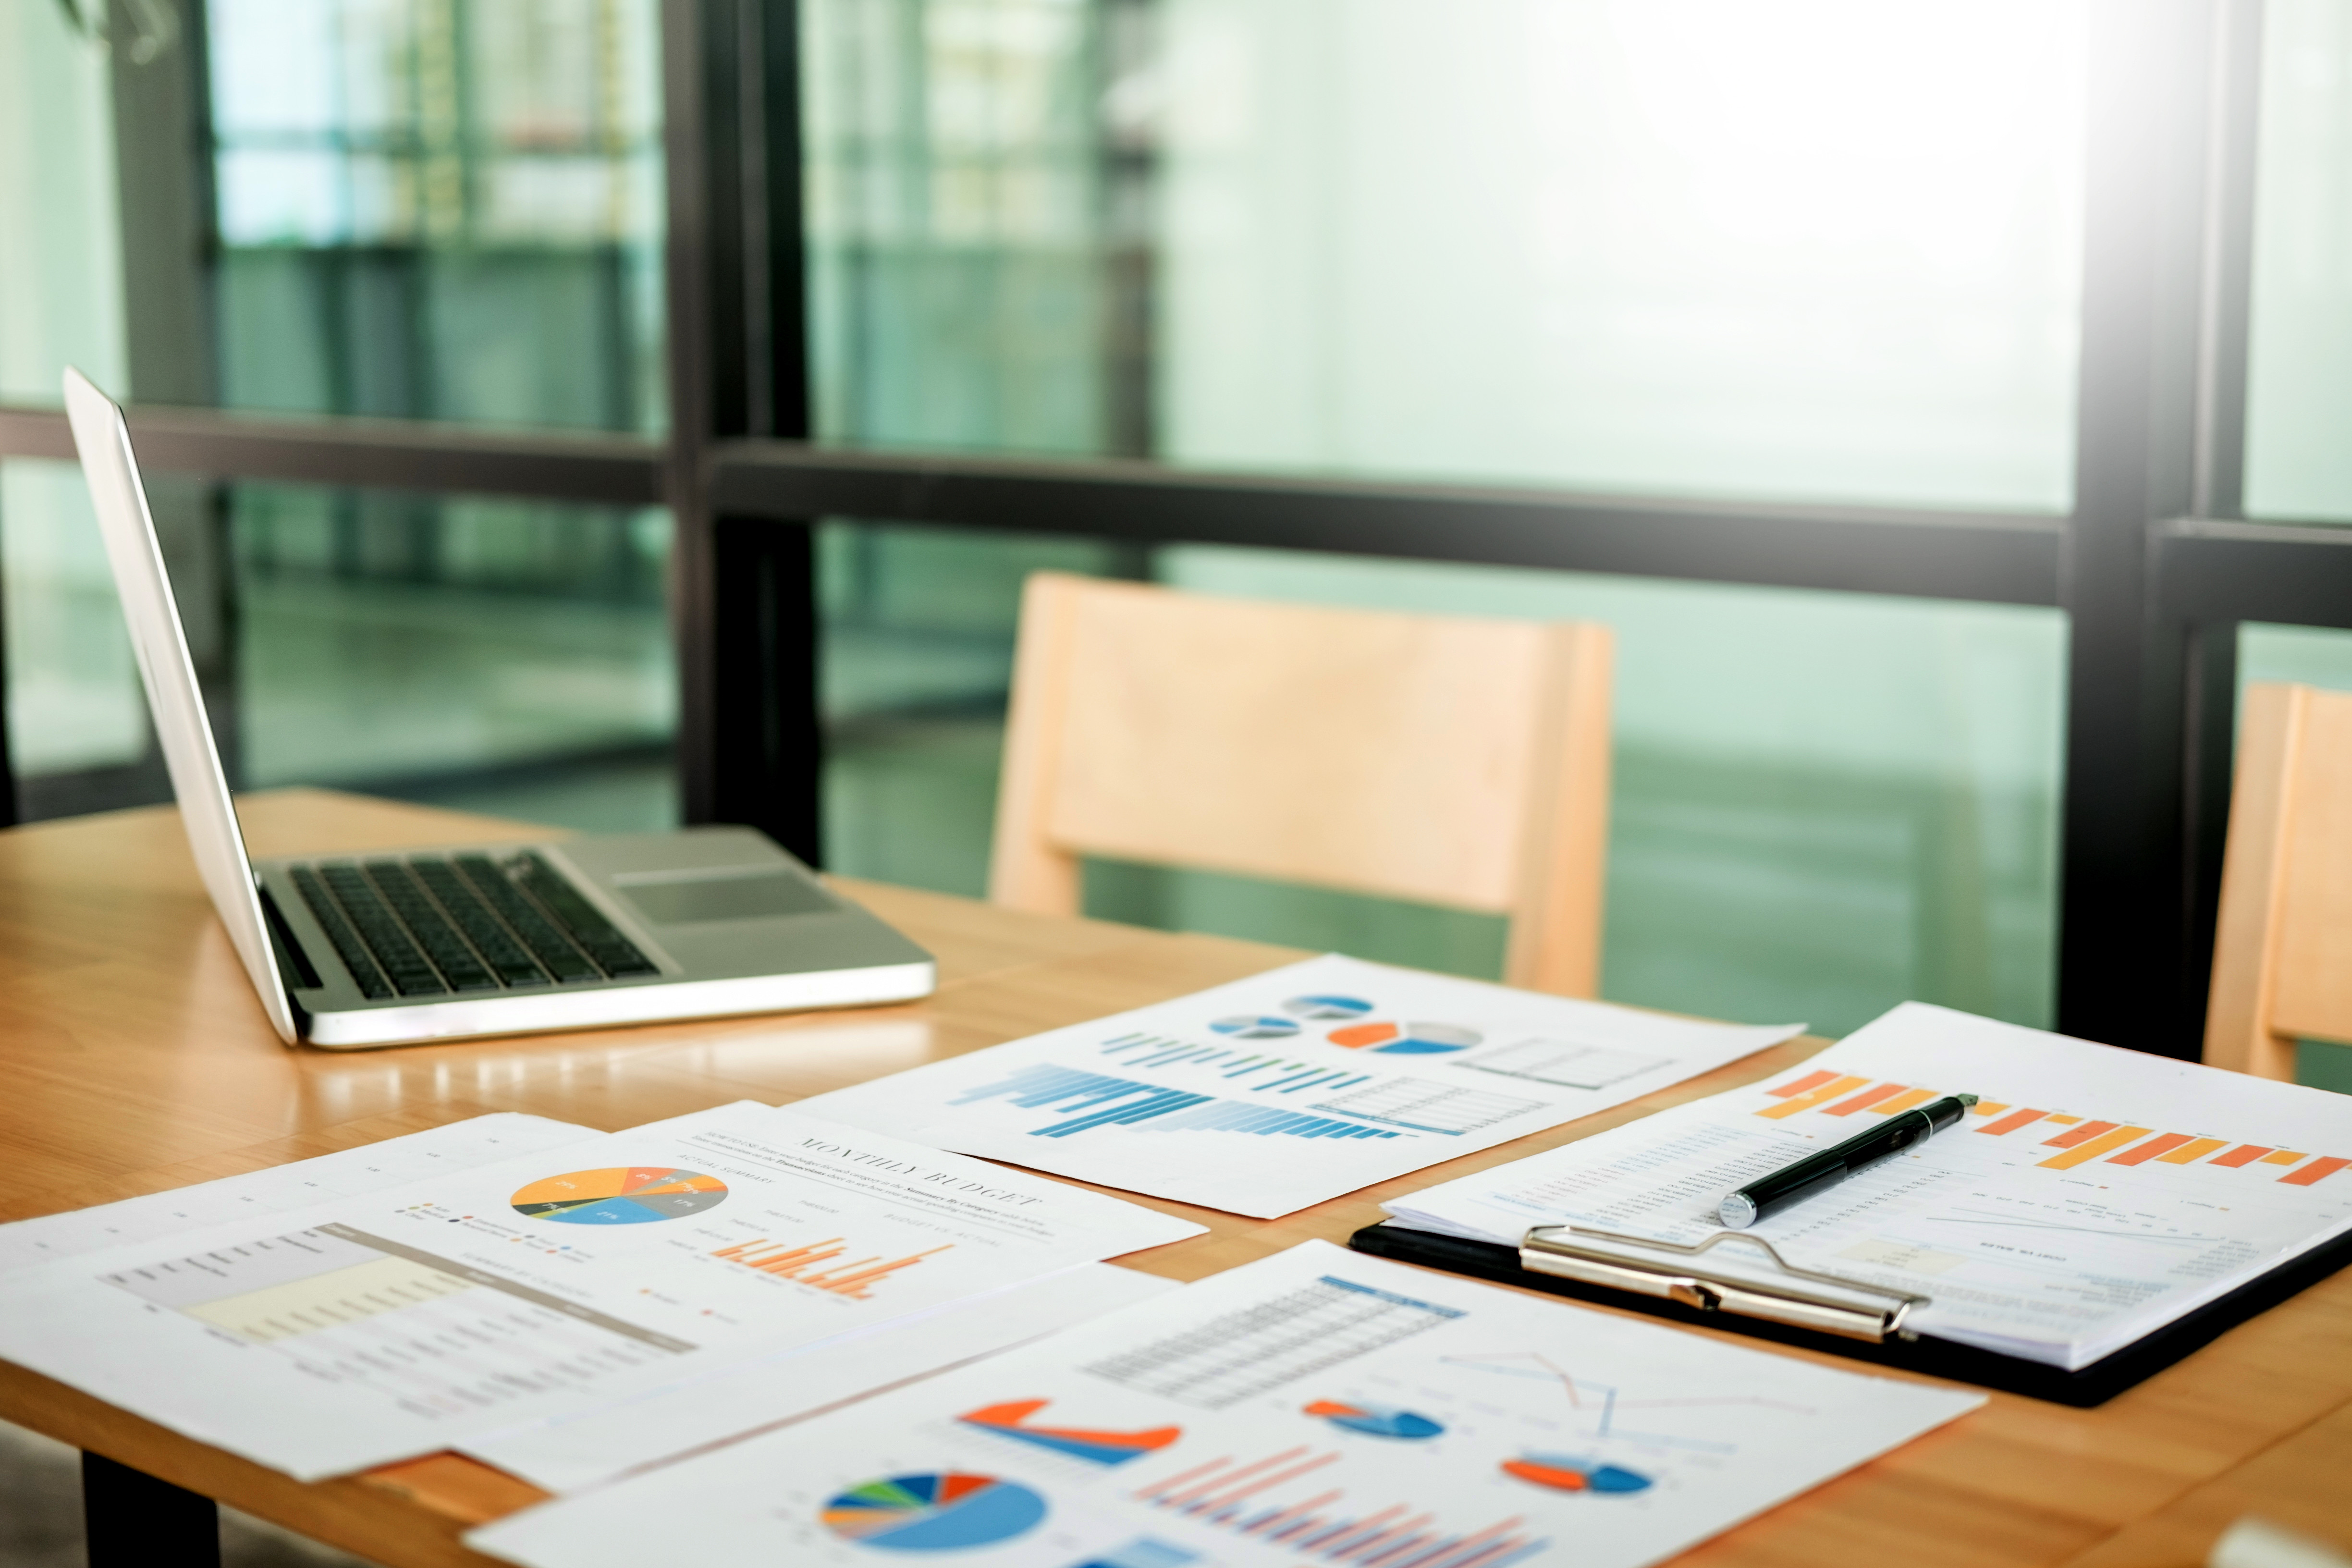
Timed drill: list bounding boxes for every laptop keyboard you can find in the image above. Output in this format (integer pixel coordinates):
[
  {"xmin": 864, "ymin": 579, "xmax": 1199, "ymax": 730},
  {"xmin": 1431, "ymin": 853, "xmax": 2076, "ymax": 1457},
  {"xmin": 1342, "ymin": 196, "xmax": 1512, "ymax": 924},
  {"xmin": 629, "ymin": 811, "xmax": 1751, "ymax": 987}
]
[{"xmin": 290, "ymin": 853, "xmax": 660, "ymax": 1001}]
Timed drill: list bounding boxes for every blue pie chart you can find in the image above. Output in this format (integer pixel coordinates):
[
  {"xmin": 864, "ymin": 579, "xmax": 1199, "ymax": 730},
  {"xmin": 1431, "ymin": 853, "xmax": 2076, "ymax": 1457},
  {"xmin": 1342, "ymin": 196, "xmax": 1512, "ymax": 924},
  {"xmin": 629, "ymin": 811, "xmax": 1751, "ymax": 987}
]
[
  {"xmin": 1305, "ymin": 1399, "xmax": 1445, "ymax": 1439},
  {"xmin": 822, "ymin": 1473, "xmax": 1047, "ymax": 1552}
]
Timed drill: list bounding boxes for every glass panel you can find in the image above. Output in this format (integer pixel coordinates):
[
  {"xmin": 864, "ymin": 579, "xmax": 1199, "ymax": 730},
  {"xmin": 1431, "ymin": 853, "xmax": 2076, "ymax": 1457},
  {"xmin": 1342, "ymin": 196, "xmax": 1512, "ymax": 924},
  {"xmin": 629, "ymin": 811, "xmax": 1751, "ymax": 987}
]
[
  {"xmin": 231, "ymin": 485, "xmax": 677, "ymax": 830},
  {"xmin": 206, "ymin": 0, "xmax": 668, "ymax": 430},
  {"xmin": 0, "ymin": 4, "xmax": 125, "ymax": 403},
  {"xmin": 0, "ymin": 463, "xmax": 149, "ymax": 800},
  {"xmin": 2247, "ymin": 0, "xmax": 2352, "ymax": 520},
  {"xmin": 805, "ymin": 0, "xmax": 2087, "ymax": 511}
]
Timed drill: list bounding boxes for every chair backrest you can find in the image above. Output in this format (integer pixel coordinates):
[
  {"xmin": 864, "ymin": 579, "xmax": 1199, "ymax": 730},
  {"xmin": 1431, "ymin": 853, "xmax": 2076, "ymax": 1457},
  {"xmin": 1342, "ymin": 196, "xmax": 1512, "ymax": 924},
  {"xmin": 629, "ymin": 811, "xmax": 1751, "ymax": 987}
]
[
  {"xmin": 2204, "ymin": 682, "xmax": 2352, "ymax": 1078},
  {"xmin": 988, "ymin": 572, "xmax": 1615, "ymax": 996}
]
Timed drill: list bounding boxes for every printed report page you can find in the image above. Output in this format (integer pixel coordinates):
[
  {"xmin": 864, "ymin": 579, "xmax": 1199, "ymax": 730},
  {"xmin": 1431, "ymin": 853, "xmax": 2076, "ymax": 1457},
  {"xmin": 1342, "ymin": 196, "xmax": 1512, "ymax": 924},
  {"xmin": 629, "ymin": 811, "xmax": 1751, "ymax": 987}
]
[
  {"xmin": 0, "ymin": 1102, "xmax": 1202, "ymax": 1478},
  {"xmin": 794, "ymin": 955, "xmax": 1801, "ymax": 1218},
  {"xmin": 1386, "ymin": 1004, "xmax": 2352, "ymax": 1367},
  {"xmin": 469, "ymin": 1239, "xmax": 1979, "ymax": 1568}
]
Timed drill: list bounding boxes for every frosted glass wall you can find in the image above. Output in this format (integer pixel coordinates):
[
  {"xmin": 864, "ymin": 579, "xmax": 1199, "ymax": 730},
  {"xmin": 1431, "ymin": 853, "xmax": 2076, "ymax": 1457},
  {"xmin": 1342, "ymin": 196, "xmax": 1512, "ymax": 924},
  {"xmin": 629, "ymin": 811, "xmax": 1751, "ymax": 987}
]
[
  {"xmin": 2248, "ymin": 0, "xmax": 2352, "ymax": 520},
  {"xmin": 1155, "ymin": 0, "xmax": 2087, "ymax": 509}
]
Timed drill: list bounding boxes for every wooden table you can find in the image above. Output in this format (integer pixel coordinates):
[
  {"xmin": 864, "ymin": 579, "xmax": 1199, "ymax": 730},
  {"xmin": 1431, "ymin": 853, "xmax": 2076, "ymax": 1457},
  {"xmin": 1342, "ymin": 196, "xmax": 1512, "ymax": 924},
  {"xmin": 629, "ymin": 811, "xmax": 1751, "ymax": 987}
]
[{"xmin": 2, "ymin": 790, "xmax": 2346, "ymax": 1568}]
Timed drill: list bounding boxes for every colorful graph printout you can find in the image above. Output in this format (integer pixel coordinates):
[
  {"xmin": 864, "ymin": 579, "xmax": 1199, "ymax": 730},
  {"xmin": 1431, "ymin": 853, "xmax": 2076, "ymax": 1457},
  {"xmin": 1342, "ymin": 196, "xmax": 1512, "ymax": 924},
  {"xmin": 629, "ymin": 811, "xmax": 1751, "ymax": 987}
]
[
  {"xmin": 510, "ymin": 1168, "xmax": 729, "ymax": 1225},
  {"xmin": 1501, "ymin": 1455, "xmax": 1654, "ymax": 1494},
  {"xmin": 957, "ymin": 1400, "xmax": 1182, "ymax": 1466},
  {"xmin": 1325, "ymin": 1021, "xmax": 1482, "ymax": 1055},
  {"xmin": 821, "ymin": 1473, "xmax": 1047, "ymax": 1553},
  {"xmin": 1302, "ymin": 1400, "xmax": 1443, "ymax": 1439},
  {"xmin": 710, "ymin": 1237, "xmax": 950, "ymax": 1298},
  {"xmin": 1753, "ymin": 1069, "xmax": 2349, "ymax": 1186}
]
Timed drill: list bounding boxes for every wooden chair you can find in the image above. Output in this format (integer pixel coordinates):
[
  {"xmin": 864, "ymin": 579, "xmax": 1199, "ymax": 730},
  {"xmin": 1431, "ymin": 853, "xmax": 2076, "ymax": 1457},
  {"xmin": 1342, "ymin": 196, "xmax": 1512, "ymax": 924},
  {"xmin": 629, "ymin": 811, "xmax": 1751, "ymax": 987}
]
[
  {"xmin": 2204, "ymin": 682, "xmax": 2352, "ymax": 1079},
  {"xmin": 987, "ymin": 572, "xmax": 1615, "ymax": 997}
]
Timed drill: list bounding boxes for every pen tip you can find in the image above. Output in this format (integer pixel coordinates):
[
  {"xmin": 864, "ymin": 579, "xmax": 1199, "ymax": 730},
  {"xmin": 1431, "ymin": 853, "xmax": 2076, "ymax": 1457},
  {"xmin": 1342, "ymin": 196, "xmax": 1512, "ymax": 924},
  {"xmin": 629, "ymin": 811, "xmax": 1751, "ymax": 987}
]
[{"xmin": 1955, "ymin": 1092, "xmax": 1979, "ymax": 1106}]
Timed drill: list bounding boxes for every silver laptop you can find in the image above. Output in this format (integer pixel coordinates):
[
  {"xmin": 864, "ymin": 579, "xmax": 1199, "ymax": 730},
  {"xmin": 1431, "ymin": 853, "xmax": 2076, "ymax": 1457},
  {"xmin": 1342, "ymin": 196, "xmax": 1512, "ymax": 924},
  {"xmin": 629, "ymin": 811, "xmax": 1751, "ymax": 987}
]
[{"xmin": 64, "ymin": 368, "xmax": 934, "ymax": 1048}]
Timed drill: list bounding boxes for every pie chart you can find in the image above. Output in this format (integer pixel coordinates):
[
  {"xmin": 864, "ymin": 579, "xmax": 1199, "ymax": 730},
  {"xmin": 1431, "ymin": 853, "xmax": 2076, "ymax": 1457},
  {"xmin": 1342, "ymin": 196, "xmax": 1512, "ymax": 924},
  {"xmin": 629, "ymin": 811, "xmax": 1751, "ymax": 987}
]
[
  {"xmin": 1326, "ymin": 1020, "xmax": 1482, "ymax": 1055},
  {"xmin": 1285, "ymin": 994, "xmax": 1372, "ymax": 1021},
  {"xmin": 510, "ymin": 1167, "xmax": 730, "ymax": 1225},
  {"xmin": 1502, "ymin": 1453, "xmax": 1653, "ymax": 1494},
  {"xmin": 1303, "ymin": 1399, "xmax": 1444, "ymax": 1439},
  {"xmin": 821, "ymin": 1472, "xmax": 1048, "ymax": 1552},
  {"xmin": 1209, "ymin": 1015, "xmax": 1298, "ymax": 1040}
]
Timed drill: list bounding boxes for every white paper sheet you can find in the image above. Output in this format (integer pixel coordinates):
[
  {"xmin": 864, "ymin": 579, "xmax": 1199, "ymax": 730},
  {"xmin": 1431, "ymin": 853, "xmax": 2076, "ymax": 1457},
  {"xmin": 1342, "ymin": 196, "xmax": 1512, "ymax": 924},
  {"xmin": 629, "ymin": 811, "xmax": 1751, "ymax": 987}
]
[
  {"xmin": 464, "ymin": 1262, "xmax": 1181, "ymax": 1493},
  {"xmin": 468, "ymin": 1239, "xmax": 1980, "ymax": 1568},
  {"xmin": 0, "ymin": 1113, "xmax": 601, "ymax": 1273},
  {"xmin": 0, "ymin": 1102, "xmax": 1203, "ymax": 1479},
  {"xmin": 1385, "ymin": 1002, "xmax": 2352, "ymax": 1368},
  {"xmin": 793, "ymin": 955, "xmax": 1802, "ymax": 1218}
]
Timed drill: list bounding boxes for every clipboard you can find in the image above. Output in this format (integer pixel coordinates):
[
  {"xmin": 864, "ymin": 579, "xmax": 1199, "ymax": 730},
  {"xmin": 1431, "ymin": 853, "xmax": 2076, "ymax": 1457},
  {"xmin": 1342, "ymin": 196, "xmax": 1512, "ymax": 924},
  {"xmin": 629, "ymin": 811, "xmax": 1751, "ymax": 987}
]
[{"xmin": 1348, "ymin": 1218, "xmax": 2352, "ymax": 1406}]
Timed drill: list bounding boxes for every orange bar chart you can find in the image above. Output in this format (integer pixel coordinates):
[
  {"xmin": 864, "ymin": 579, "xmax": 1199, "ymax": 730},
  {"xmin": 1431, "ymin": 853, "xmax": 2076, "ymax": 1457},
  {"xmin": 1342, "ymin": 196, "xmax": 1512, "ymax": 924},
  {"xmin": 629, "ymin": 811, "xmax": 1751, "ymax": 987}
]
[
  {"xmin": 711, "ymin": 1237, "xmax": 953, "ymax": 1299},
  {"xmin": 1750, "ymin": 1074, "xmax": 2345, "ymax": 1185},
  {"xmin": 2038, "ymin": 1126, "xmax": 2153, "ymax": 1170}
]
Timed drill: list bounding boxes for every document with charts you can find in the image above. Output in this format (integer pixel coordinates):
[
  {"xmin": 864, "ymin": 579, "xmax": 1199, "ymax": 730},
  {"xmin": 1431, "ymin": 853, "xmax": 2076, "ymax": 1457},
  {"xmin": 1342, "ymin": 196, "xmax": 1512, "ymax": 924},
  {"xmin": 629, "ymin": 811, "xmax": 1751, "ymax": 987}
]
[
  {"xmin": 1385, "ymin": 1003, "xmax": 2352, "ymax": 1368},
  {"xmin": 464, "ymin": 1262, "xmax": 1181, "ymax": 1494},
  {"xmin": 468, "ymin": 1239, "xmax": 1980, "ymax": 1568},
  {"xmin": 0, "ymin": 1113, "xmax": 600, "ymax": 1273},
  {"xmin": 0, "ymin": 1102, "xmax": 1201, "ymax": 1479},
  {"xmin": 792, "ymin": 956, "xmax": 1802, "ymax": 1217}
]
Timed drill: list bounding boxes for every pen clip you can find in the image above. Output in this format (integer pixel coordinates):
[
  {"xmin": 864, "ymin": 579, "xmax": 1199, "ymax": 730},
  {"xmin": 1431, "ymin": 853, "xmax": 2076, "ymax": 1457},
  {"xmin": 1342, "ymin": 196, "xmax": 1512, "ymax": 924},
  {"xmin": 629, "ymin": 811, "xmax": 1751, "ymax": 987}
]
[{"xmin": 1518, "ymin": 1224, "xmax": 1931, "ymax": 1343}]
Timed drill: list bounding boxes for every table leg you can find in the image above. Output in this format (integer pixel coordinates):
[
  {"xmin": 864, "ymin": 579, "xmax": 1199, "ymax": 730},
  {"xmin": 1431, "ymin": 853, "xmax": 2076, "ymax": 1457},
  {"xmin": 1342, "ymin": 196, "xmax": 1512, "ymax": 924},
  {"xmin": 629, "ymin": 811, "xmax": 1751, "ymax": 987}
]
[{"xmin": 81, "ymin": 1450, "xmax": 221, "ymax": 1568}]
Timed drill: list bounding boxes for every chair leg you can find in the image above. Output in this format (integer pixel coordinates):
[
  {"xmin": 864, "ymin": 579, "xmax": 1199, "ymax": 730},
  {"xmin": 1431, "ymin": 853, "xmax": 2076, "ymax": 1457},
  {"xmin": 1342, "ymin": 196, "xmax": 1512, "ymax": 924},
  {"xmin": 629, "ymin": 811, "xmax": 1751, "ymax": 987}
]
[{"xmin": 82, "ymin": 1450, "xmax": 220, "ymax": 1568}]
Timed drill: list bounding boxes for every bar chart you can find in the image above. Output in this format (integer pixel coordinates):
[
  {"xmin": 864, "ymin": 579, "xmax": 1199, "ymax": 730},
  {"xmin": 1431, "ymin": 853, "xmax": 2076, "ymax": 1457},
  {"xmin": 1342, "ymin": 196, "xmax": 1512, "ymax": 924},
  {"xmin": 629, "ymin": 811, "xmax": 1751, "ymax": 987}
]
[
  {"xmin": 710, "ymin": 1236, "xmax": 952, "ymax": 1299},
  {"xmin": 1130, "ymin": 1446, "xmax": 1549, "ymax": 1568},
  {"xmin": 950, "ymin": 1064, "xmax": 1405, "ymax": 1143},
  {"xmin": 1753, "ymin": 1069, "xmax": 2348, "ymax": 1186}
]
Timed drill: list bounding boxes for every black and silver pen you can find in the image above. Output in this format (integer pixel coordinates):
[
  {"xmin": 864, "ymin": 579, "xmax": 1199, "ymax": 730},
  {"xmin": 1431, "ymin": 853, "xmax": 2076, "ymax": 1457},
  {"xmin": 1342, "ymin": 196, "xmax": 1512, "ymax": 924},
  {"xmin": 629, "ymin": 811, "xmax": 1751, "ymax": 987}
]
[{"xmin": 1717, "ymin": 1093, "xmax": 1979, "ymax": 1229}]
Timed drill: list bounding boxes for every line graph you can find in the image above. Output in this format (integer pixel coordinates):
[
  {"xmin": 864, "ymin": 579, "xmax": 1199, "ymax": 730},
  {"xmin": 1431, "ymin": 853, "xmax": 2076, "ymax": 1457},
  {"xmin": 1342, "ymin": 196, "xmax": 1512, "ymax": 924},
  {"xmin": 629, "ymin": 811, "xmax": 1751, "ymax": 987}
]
[{"xmin": 1440, "ymin": 1351, "xmax": 1813, "ymax": 1453}]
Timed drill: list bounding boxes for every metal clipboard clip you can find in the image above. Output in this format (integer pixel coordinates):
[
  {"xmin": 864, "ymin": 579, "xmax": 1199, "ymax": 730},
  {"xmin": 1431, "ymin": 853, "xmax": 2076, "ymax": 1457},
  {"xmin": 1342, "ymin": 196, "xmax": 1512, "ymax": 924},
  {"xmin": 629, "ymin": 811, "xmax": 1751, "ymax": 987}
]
[{"xmin": 1519, "ymin": 1225, "xmax": 1931, "ymax": 1343}]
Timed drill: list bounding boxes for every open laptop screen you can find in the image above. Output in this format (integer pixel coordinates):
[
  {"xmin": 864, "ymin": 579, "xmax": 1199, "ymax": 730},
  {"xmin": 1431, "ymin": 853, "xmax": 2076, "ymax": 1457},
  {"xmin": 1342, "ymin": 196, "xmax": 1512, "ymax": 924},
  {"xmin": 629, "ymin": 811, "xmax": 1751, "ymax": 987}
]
[{"xmin": 62, "ymin": 368, "xmax": 299, "ymax": 1041}]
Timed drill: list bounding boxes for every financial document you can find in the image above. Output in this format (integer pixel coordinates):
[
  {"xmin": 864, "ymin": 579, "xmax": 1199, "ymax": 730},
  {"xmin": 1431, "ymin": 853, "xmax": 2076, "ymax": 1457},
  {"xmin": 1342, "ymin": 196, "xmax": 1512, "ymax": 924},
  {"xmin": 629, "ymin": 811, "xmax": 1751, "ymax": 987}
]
[
  {"xmin": 0, "ymin": 1102, "xmax": 1202, "ymax": 1479},
  {"xmin": 1386, "ymin": 1003, "xmax": 2352, "ymax": 1367},
  {"xmin": 468, "ymin": 1239, "xmax": 1979, "ymax": 1568},
  {"xmin": 0, "ymin": 1113, "xmax": 599, "ymax": 1273},
  {"xmin": 465, "ymin": 1262, "xmax": 1180, "ymax": 1493},
  {"xmin": 793, "ymin": 955, "xmax": 1802, "ymax": 1217}
]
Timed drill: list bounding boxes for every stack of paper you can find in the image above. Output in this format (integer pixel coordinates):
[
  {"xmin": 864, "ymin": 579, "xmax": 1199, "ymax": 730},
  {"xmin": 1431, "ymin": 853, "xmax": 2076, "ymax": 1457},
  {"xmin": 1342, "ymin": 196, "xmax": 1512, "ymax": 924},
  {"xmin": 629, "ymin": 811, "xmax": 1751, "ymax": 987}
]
[
  {"xmin": 468, "ymin": 1240, "xmax": 1982, "ymax": 1568},
  {"xmin": 1384, "ymin": 1003, "xmax": 2352, "ymax": 1369},
  {"xmin": 796, "ymin": 954, "xmax": 1802, "ymax": 1216},
  {"xmin": 0, "ymin": 1102, "xmax": 1201, "ymax": 1479}
]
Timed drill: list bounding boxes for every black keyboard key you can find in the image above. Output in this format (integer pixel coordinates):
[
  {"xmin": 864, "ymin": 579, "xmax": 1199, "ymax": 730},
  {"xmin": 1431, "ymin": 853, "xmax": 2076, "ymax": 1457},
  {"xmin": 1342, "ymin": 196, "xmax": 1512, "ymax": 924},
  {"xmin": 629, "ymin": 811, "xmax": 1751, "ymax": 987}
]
[
  {"xmin": 411, "ymin": 860, "xmax": 550, "ymax": 987},
  {"xmin": 363, "ymin": 862, "xmax": 499, "ymax": 992},
  {"xmin": 291, "ymin": 867, "xmax": 392, "ymax": 999},
  {"xmin": 454, "ymin": 857, "xmax": 603, "ymax": 983},
  {"xmin": 317, "ymin": 864, "xmax": 448, "ymax": 996},
  {"xmin": 512, "ymin": 855, "xmax": 660, "ymax": 977}
]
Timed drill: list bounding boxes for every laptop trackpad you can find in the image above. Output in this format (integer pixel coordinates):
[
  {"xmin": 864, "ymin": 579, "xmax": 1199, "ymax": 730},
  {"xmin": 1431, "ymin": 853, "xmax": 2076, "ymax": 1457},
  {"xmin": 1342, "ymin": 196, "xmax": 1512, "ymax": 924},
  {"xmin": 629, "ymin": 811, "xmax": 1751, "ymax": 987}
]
[{"xmin": 617, "ymin": 871, "xmax": 834, "ymax": 925}]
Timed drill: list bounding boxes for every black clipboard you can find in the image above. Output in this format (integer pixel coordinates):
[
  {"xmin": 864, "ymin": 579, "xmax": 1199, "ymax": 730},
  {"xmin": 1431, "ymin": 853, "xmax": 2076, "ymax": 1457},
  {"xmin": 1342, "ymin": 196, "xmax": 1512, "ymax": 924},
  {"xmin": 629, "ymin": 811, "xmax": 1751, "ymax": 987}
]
[{"xmin": 1348, "ymin": 1219, "xmax": 2352, "ymax": 1407}]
